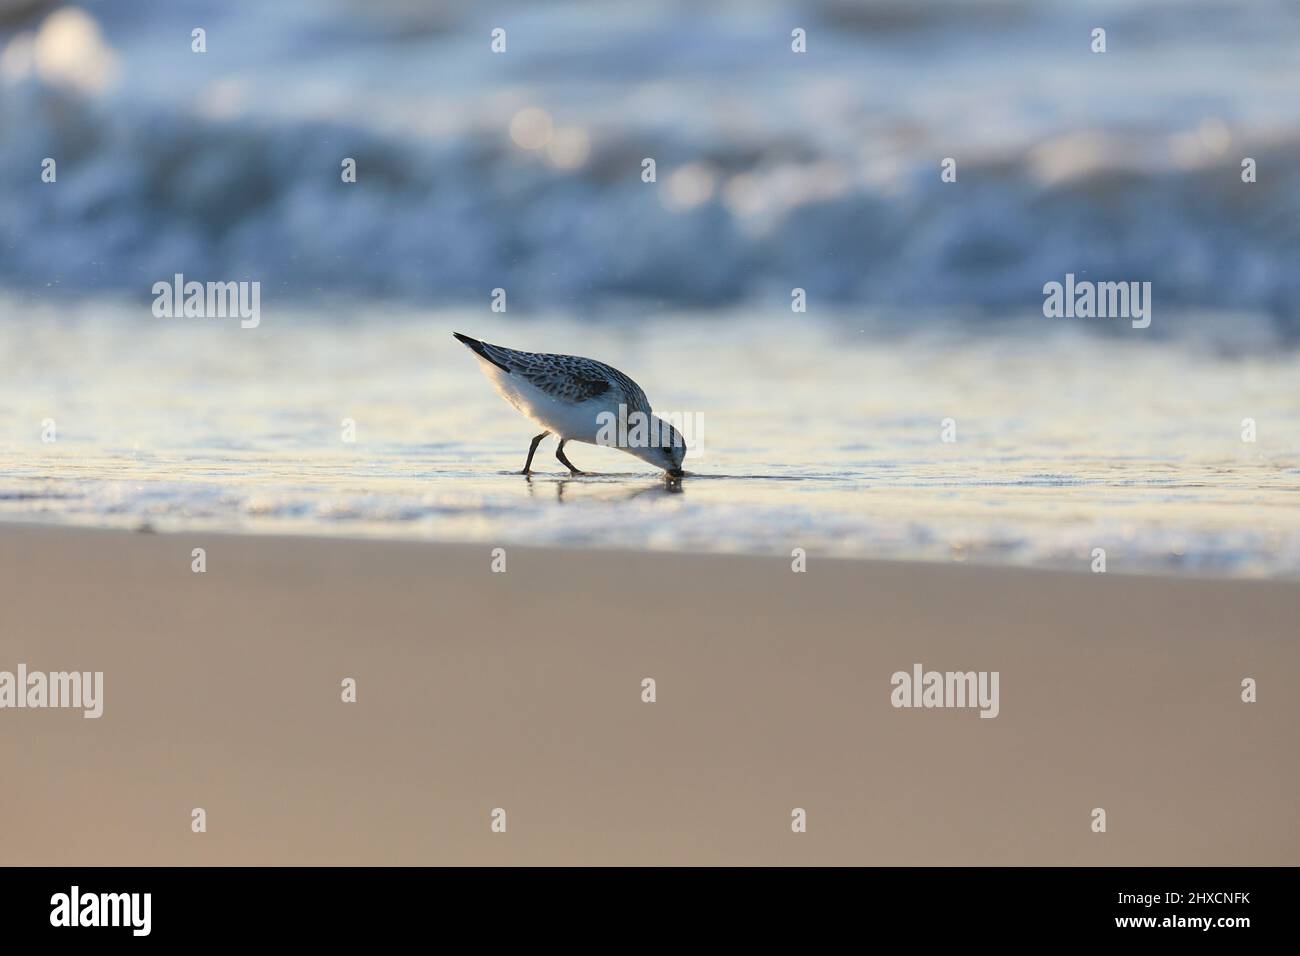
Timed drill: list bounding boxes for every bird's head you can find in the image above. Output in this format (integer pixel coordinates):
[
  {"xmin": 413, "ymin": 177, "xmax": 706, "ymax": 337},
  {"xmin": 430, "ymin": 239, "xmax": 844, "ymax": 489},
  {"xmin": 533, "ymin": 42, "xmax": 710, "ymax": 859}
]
[{"xmin": 627, "ymin": 416, "xmax": 686, "ymax": 478}]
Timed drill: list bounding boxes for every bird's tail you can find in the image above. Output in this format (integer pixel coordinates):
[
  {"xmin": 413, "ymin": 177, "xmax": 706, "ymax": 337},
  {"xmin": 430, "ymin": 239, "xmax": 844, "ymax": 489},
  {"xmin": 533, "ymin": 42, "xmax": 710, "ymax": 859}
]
[{"xmin": 452, "ymin": 332, "xmax": 511, "ymax": 373}]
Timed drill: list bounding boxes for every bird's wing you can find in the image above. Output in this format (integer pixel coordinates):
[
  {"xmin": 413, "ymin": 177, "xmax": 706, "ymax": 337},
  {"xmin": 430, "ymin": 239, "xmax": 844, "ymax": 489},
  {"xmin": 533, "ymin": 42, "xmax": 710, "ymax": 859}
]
[{"xmin": 477, "ymin": 340, "xmax": 652, "ymax": 413}]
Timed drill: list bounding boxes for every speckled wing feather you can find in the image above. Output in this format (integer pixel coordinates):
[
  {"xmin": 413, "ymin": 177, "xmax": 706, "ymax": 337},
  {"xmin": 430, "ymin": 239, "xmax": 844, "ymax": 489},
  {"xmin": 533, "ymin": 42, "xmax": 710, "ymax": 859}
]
[{"xmin": 476, "ymin": 340, "xmax": 652, "ymax": 414}]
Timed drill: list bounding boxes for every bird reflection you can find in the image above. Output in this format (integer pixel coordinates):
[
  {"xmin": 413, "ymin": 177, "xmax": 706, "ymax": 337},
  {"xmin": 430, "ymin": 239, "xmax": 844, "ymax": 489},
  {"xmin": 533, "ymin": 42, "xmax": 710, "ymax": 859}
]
[{"xmin": 524, "ymin": 474, "xmax": 684, "ymax": 502}]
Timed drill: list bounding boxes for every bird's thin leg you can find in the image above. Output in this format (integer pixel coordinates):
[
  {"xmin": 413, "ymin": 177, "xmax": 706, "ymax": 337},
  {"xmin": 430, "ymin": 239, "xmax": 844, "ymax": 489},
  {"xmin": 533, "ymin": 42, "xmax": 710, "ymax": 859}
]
[
  {"xmin": 521, "ymin": 431, "xmax": 550, "ymax": 474},
  {"xmin": 555, "ymin": 439, "xmax": 585, "ymax": 476}
]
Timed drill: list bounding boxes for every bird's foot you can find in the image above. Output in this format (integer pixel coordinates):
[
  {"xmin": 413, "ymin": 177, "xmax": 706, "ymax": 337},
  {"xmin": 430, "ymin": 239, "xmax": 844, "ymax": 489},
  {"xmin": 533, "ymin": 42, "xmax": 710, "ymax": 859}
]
[{"xmin": 567, "ymin": 469, "xmax": 586, "ymax": 477}]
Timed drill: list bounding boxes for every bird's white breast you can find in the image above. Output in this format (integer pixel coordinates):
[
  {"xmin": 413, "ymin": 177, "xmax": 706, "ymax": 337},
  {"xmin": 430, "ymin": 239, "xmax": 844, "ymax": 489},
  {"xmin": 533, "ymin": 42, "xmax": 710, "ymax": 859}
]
[{"xmin": 479, "ymin": 360, "xmax": 616, "ymax": 443}]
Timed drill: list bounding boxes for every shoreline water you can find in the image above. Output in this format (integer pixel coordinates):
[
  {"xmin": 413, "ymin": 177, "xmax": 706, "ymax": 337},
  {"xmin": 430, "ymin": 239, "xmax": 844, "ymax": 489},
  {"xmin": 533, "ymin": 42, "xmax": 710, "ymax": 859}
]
[
  {"xmin": 1, "ymin": 515, "xmax": 1297, "ymax": 584},
  {"xmin": 3, "ymin": 308, "xmax": 1299, "ymax": 579}
]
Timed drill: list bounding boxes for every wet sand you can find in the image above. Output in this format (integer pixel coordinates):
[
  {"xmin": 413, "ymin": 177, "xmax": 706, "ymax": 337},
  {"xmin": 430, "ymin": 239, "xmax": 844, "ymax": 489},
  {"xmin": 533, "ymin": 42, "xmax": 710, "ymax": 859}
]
[{"xmin": 1, "ymin": 523, "xmax": 1296, "ymax": 865}]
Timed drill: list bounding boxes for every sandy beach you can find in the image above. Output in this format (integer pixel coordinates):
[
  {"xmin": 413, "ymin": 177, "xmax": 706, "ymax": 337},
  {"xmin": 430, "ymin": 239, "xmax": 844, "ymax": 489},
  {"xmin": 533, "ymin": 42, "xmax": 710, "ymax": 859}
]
[{"xmin": 1, "ymin": 522, "xmax": 1295, "ymax": 866}]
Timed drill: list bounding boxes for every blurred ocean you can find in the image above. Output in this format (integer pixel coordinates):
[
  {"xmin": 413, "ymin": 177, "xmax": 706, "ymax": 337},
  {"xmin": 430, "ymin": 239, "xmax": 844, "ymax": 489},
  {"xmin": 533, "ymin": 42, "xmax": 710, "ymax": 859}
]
[
  {"xmin": 1, "ymin": 1, "xmax": 1298, "ymax": 575},
  {"xmin": 1, "ymin": 0, "xmax": 1299, "ymax": 330}
]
